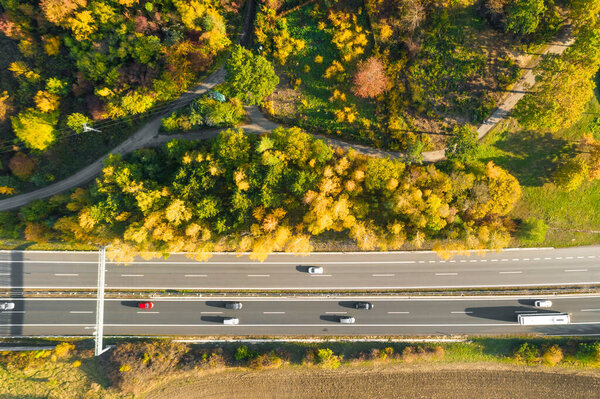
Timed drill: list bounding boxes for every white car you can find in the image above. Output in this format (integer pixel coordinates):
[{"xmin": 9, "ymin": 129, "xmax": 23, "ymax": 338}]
[
  {"xmin": 308, "ymin": 266, "xmax": 323, "ymax": 274},
  {"xmin": 223, "ymin": 317, "xmax": 239, "ymax": 325},
  {"xmin": 534, "ymin": 300, "xmax": 552, "ymax": 308},
  {"xmin": 339, "ymin": 316, "xmax": 355, "ymax": 324},
  {"xmin": 0, "ymin": 302, "xmax": 15, "ymax": 311}
]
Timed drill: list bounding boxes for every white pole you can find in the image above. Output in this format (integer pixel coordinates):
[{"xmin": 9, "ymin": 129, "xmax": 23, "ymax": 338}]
[{"xmin": 94, "ymin": 246, "xmax": 107, "ymax": 356}]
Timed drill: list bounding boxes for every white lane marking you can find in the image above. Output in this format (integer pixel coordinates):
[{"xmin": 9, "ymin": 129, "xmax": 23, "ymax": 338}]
[
  {"xmin": 577, "ymin": 256, "xmax": 585, "ymax": 259},
  {"xmin": 263, "ymin": 312, "xmax": 285, "ymax": 314},
  {"xmin": 325, "ymin": 311, "xmax": 346, "ymax": 314},
  {"xmin": 247, "ymin": 274, "xmax": 270, "ymax": 277},
  {"xmin": 545, "ymin": 257, "xmax": 552, "ymax": 260},
  {"xmin": 1, "ymin": 311, "xmax": 25, "ymax": 313},
  {"xmin": 491, "ymin": 259, "xmax": 498, "ymax": 262},
  {"xmin": 512, "ymin": 258, "xmax": 520, "ymax": 261},
  {"xmin": 480, "ymin": 260, "xmax": 487, "ymax": 263},
  {"xmin": 54, "ymin": 273, "xmax": 79, "ymax": 276},
  {"xmin": 372, "ymin": 274, "xmax": 395, "ymax": 277},
  {"xmin": 533, "ymin": 258, "xmax": 540, "ymax": 260},
  {"xmin": 69, "ymin": 311, "xmax": 93, "ymax": 314},
  {"xmin": 310, "ymin": 275, "xmax": 332, "ymax": 277},
  {"xmin": 0, "ymin": 273, "xmax": 9, "ymax": 275},
  {"xmin": 522, "ymin": 258, "xmax": 530, "ymax": 261},
  {"xmin": 588, "ymin": 256, "xmax": 596, "ymax": 259},
  {"xmin": 565, "ymin": 257, "xmax": 574, "ymax": 260},
  {"xmin": 565, "ymin": 269, "xmax": 588, "ymax": 272},
  {"xmin": 449, "ymin": 260, "xmax": 456, "ymax": 263},
  {"xmin": 556, "ymin": 257, "xmax": 563, "ymax": 260},
  {"xmin": 499, "ymin": 271, "xmax": 522, "ymax": 274},
  {"xmin": 435, "ymin": 273, "xmax": 458, "ymax": 276},
  {"xmin": 137, "ymin": 311, "xmax": 160, "ymax": 314},
  {"xmin": 200, "ymin": 311, "xmax": 222, "ymax": 314},
  {"xmin": 501, "ymin": 259, "xmax": 509, "ymax": 262},
  {"xmin": 451, "ymin": 311, "xmax": 473, "ymax": 314},
  {"xmin": 418, "ymin": 261, "xmax": 425, "ymax": 263},
  {"xmin": 428, "ymin": 261, "xmax": 435, "ymax": 263},
  {"xmin": 121, "ymin": 274, "xmax": 144, "ymax": 277},
  {"xmin": 439, "ymin": 261, "xmax": 446, "ymax": 263},
  {"xmin": 185, "ymin": 274, "xmax": 207, "ymax": 277},
  {"xmin": 387, "ymin": 311, "xmax": 410, "ymax": 314},
  {"xmin": 469, "ymin": 260, "xmax": 477, "ymax": 263},
  {"xmin": 581, "ymin": 309, "xmax": 600, "ymax": 312}
]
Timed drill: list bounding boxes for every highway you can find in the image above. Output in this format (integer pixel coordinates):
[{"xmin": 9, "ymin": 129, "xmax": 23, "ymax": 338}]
[
  {"xmin": 1, "ymin": 296, "xmax": 599, "ymax": 337},
  {"xmin": 0, "ymin": 247, "xmax": 599, "ymax": 290}
]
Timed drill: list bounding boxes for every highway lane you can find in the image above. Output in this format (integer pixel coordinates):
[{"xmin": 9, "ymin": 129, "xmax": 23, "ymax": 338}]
[
  {"xmin": 0, "ymin": 247, "xmax": 599, "ymax": 289},
  {"xmin": 1, "ymin": 296, "xmax": 600, "ymax": 336}
]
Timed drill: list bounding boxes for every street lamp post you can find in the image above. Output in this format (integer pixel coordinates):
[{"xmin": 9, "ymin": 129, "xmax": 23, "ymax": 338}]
[{"xmin": 94, "ymin": 246, "xmax": 110, "ymax": 356}]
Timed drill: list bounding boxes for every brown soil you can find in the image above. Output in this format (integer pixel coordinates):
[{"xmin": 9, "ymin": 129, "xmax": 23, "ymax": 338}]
[{"xmin": 143, "ymin": 363, "xmax": 600, "ymax": 399}]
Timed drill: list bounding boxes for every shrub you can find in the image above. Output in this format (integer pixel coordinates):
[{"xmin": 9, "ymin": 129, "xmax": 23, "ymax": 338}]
[
  {"xmin": 248, "ymin": 351, "xmax": 283, "ymax": 369},
  {"xmin": 542, "ymin": 345, "xmax": 563, "ymax": 366},
  {"xmin": 316, "ymin": 348, "xmax": 342, "ymax": 369},
  {"xmin": 576, "ymin": 342, "xmax": 600, "ymax": 365},
  {"xmin": 352, "ymin": 57, "xmax": 388, "ymax": 98},
  {"xmin": 445, "ymin": 124, "xmax": 479, "ymax": 162},
  {"xmin": 9, "ymin": 152, "xmax": 36, "ymax": 180},
  {"xmin": 518, "ymin": 217, "xmax": 548, "ymax": 244},
  {"xmin": 513, "ymin": 342, "xmax": 540, "ymax": 364},
  {"xmin": 234, "ymin": 345, "xmax": 255, "ymax": 361},
  {"xmin": 54, "ymin": 342, "xmax": 76, "ymax": 358}
]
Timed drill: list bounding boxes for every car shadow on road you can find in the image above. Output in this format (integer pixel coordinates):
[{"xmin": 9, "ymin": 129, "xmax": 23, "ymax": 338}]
[
  {"xmin": 205, "ymin": 301, "xmax": 227, "ymax": 308},
  {"xmin": 295, "ymin": 266, "xmax": 312, "ymax": 273},
  {"xmin": 320, "ymin": 315, "xmax": 342, "ymax": 323},
  {"xmin": 464, "ymin": 306, "xmax": 560, "ymax": 322},
  {"xmin": 338, "ymin": 301, "xmax": 357, "ymax": 309},
  {"xmin": 120, "ymin": 301, "xmax": 140, "ymax": 308},
  {"xmin": 201, "ymin": 316, "xmax": 224, "ymax": 323}
]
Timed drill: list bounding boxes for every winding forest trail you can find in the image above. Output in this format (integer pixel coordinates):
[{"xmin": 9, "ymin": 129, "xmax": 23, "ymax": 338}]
[{"xmin": 0, "ymin": 22, "xmax": 575, "ymax": 211}]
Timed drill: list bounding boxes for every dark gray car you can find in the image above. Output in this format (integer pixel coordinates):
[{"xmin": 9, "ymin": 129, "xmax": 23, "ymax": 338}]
[
  {"xmin": 355, "ymin": 302, "xmax": 373, "ymax": 310},
  {"xmin": 225, "ymin": 302, "xmax": 243, "ymax": 310}
]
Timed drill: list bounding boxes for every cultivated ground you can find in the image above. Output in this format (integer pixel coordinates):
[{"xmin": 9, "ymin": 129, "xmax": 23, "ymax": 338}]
[{"xmin": 144, "ymin": 362, "xmax": 600, "ymax": 399}]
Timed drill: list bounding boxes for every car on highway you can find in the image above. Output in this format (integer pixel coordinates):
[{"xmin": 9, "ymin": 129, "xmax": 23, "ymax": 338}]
[
  {"xmin": 339, "ymin": 316, "xmax": 355, "ymax": 324},
  {"xmin": 223, "ymin": 317, "xmax": 239, "ymax": 325},
  {"xmin": 534, "ymin": 299, "xmax": 552, "ymax": 308},
  {"xmin": 0, "ymin": 302, "xmax": 15, "ymax": 311},
  {"xmin": 308, "ymin": 266, "xmax": 323, "ymax": 274},
  {"xmin": 225, "ymin": 302, "xmax": 243, "ymax": 310},
  {"xmin": 138, "ymin": 301, "xmax": 154, "ymax": 309},
  {"xmin": 355, "ymin": 302, "xmax": 373, "ymax": 310}
]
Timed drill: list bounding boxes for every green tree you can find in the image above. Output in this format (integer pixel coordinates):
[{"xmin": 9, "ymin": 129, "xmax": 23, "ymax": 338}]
[
  {"xmin": 66, "ymin": 113, "xmax": 92, "ymax": 133},
  {"xmin": 224, "ymin": 45, "xmax": 279, "ymax": 105},
  {"xmin": 11, "ymin": 109, "xmax": 58, "ymax": 150},
  {"xmin": 505, "ymin": 0, "xmax": 546, "ymax": 35},
  {"xmin": 446, "ymin": 125, "xmax": 479, "ymax": 162}
]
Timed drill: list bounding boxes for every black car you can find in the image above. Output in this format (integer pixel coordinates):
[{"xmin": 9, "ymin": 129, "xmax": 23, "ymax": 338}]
[
  {"xmin": 225, "ymin": 302, "xmax": 243, "ymax": 310},
  {"xmin": 355, "ymin": 302, "xmax": 373, "ymax": 310}
]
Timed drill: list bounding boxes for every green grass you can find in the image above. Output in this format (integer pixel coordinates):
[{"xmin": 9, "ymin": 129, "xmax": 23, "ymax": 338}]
[{"xmin": 476, "ymin": 87, "xmax": 600, "ymax": 247}]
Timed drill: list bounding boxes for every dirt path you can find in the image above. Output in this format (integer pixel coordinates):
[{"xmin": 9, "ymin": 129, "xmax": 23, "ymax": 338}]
[{"xmin": 144, "ymin": 363, "xmax": 600, "ymax": 399}]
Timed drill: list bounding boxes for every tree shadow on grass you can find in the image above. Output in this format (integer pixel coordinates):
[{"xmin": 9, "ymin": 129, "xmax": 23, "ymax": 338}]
[{"xmin": 482, "ymin": 130, "xmax": 570, "ymax": 187}]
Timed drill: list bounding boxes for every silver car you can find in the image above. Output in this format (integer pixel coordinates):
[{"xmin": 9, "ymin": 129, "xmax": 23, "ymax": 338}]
[
  {"xmin": 223, "ymin": 317, "xmax": 239, "ymax": 325},
  {"xmin": 225, "ymin": 302, "xmax": 243, "ymax": 310},
  {"xmin": 0, "ymin": 302, "xmax": 15, "ymax": 311},
  {"xmin": 339, "ymin": 316, "xmax": 355, "ymax": 324},
  {"xmin": 534, "ymin": 300, "xmax": 552, "ymax": 308}
]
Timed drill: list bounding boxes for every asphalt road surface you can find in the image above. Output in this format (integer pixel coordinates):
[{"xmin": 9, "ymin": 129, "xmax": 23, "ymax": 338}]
[
  {"xmin": 0, "ymin": 247, "xmax": 599, "ymax": 290},
  {"xmin": 0, "ymin": 296, "xmax": 599, "ymax": 337}
]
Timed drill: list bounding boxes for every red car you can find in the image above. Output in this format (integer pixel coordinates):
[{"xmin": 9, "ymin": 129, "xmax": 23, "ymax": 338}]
[{"xmin": 138, "ymin": 302, "xmax": 154, "ymax": 309}]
